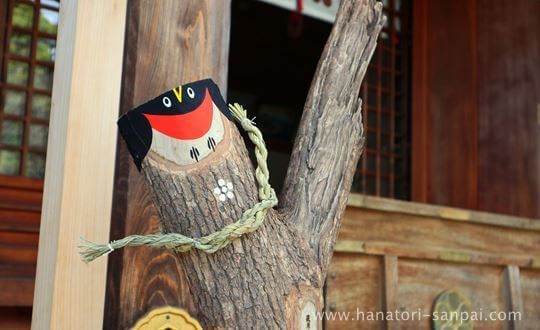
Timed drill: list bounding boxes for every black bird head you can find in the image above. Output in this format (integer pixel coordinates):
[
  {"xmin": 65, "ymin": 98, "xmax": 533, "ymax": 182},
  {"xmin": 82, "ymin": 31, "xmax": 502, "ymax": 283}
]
[{"xmin": 118, "ymin": 78, "xmax": 231, "ymax": 170}]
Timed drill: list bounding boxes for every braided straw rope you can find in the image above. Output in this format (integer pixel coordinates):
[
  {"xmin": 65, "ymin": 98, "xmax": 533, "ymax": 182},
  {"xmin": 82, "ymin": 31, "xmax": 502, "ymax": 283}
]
[{"xmin": 79, "ymin": 103, "xmax": 278, "ymax": 263}]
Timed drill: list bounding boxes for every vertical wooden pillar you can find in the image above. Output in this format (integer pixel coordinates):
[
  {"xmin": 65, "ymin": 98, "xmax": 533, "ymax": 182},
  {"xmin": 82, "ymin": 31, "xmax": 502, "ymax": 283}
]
[
  {"xmin": 411, "ymin": 0, "xmax": 478, "ymax": 210},
  {"xmin": 503, "ymin": 265, "xmax": 523, "ymax": 330},
  {"xmin": 31, "ymin": 1, "xmax": 127, "ymax": 329},
  {"xmin": 383, "ymin": 255, "xmax": 398, "ymax": 330},
  {"xmin": 411, "ymin": 0, "xmax": 431, "ymax": 204},
  {"xmin": 104, "ymin": 1, "xmax": 231, "ymax": 328}
]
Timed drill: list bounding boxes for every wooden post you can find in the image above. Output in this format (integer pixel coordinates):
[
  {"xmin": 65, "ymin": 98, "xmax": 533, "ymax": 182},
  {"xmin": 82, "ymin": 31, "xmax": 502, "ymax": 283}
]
[
  {"xmin": 383, "ymin": 255, "xmax": 398, "ymax": 330},
  {"xmin": 105, "ymin": 0, "xmax": 383, "ymax": 328},
  {"xmin": 31, "ymin": 1, "xmax": 127, "ymax": 329},
  {"xmin": 504, "ymin": 265, "xmax": 523, "ymax": 330},
  {"xmin": 104, "ymin": 1, "xmax": 230, "ymax": 328}
]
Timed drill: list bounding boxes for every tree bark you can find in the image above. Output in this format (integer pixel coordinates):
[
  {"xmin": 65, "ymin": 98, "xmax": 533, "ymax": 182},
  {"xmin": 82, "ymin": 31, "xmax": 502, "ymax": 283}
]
[
  {"xmin": 108, "ymin": 0, "xmax": 383, "ymax": 328},
  {"xmin": 141, "ymin": 124, "xmax": 321, "ymax": 328},
  {"xmin": 280, "ymin": 0, "xmax": 384, "ymax": 275}
]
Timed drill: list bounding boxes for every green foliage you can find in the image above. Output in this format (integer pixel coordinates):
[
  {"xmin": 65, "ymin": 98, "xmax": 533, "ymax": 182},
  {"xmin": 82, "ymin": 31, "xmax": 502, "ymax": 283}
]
[
  {"xmin": 0, "ymin": 3, "xmax": 57, "ymax": 177},
  {"xmin": 39, "ymin": 9, "xmax": 58, "ymax": 34},
  {"xmin": 12, "ymin": 4, "xmax": 33, "ymax": 28}
]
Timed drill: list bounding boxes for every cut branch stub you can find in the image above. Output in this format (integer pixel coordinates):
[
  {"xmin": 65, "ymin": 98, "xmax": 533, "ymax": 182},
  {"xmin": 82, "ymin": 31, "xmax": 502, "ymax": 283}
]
[
  {"xmin": 117, "ymin": 79, "xmax": 231, "ymax": 171},
  {"xmin": 118, "ymin": 79, "xmax": 321, "ymax": 327}
]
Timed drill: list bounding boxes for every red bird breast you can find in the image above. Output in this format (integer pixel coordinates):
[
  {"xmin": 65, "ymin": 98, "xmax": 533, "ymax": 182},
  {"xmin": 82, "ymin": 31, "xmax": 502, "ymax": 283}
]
[{"xmin": 143, "ymin": 88, "xmax": 214, "ymax": 140}]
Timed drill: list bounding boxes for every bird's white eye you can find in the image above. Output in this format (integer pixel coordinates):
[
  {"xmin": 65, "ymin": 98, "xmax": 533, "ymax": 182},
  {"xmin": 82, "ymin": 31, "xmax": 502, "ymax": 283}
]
[
  {"xmin": 162, "ymin": 96, "xmax": 172, "ymax": 108},
  {"xmin": 187, "ymin": 87, "xmax": 195, "ymax": 99}
]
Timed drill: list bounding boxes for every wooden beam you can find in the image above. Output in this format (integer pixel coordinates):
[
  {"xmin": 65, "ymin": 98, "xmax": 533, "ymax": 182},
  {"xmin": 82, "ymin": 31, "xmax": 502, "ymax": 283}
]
[
  {"xmin": 335, "ymin": 240, "xmax": 540, "ymax": 268},
  {"xmin": 31, "ymin": 1, "xmax": 127, "ymax": 329},
  {"xmin": 0, "ymin": 278, "xmax": 34, "ymax": 307},
  {"xmin": 347, "ymin": 195, "xmax": 540, "ymax": 231}
]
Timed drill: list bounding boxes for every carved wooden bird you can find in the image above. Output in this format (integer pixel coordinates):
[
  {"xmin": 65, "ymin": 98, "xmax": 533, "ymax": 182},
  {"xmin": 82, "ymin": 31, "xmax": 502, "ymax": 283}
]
[{"xmin": 118, "ymin": 78, "xmax": 231, "ymax": 169}]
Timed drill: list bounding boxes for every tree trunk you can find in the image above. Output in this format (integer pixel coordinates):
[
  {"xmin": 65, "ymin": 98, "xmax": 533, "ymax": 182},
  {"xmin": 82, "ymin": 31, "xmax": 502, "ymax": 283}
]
[
  {"xmin": 141, "ymin": 124, "xmax": 322, "ymax": 328},
  {"xmin": 108, "ymin": 0, "xmax": 383, "ymax": 328}
]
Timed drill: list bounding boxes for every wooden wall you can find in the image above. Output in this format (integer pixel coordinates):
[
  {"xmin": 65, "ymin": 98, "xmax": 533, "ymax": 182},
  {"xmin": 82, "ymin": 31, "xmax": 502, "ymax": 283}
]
[
  {"xmin": 325, "ymin": 195, "xmax": 540, "ymax": 329},
  {"xmin": 412, "ymin": 0, "xmax": 540, "ymax": 218},
  {"xmin": 477, "ymin": 0, "xmax": 540, "ymax": 219},
  {"xmin": 0, "ymin": 177, "xmax": 40, "ymax": 329}
]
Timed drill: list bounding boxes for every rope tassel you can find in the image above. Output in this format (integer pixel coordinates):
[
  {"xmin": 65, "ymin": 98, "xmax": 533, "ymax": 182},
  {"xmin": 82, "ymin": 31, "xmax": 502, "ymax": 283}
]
[{"xmin": 79, "ymin": 103, "xmax": 278, "ymax": 263}]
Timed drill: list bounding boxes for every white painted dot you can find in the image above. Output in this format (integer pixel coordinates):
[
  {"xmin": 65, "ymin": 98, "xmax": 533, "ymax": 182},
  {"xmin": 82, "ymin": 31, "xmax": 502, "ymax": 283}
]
[
  {"xmin": 227, "ymin": 182, "xmax": 233, "ymax": 190},
  {"xmin": 219, "ymin": 194, "xmax": 226, "ymax": 202},
  {"xmin": 221, "ymin": 186, "xmax": 228, "ymax": 193},
  {"xmin": 227, "ymin": 191, "xmax": 234, "ymax": 199},
  {"xmin": 218, "ymin": 179, "xmax": 225, "ymax": 186},
  {"xmin": 213, "ymin": 187, "xmax": 221, "ymax": 195}
]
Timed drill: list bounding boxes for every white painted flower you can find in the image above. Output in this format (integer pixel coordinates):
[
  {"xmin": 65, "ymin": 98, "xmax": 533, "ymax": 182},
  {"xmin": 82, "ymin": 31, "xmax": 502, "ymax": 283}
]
[{"xmin": 213, "ymin": 179, "xmax": 234, "ymax": 202}]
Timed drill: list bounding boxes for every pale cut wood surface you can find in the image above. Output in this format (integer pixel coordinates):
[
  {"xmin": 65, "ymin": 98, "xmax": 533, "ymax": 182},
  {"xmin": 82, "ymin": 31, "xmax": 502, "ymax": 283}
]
[
  {"xmin": 105, "ymin": 1, "xmax": 230, "ymax": 328},
  {"xmin": 31, "ymin": 1, "xmax": 127, "ymax": 329}
]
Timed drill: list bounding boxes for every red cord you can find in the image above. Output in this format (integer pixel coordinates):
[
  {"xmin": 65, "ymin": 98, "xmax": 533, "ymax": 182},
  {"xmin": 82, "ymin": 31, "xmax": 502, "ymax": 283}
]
[{"xmin": 288, "ymin": 0, "xmax": 304, "ymax": 38}]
